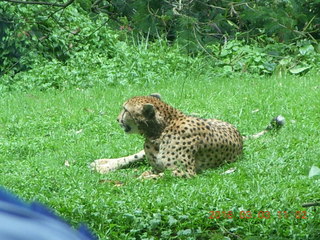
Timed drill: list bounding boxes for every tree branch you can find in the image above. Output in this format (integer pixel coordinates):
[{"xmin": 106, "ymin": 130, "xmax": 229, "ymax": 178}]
[{"xmin": 1, "ymin": 0, "xmax": 75, "ymax": 7}]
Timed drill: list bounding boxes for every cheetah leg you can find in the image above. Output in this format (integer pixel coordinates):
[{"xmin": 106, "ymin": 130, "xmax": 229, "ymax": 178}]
[
  {"xmin": 172, "ymin": 169, "xmax": 196, "ymax": 178},
  {"xmin": 159, "ymin": 135, "xmax": 197, "ymax": 178},
  {"xmin": 90, "ymin": 150, "xmax": 145, "ymax": 174}
]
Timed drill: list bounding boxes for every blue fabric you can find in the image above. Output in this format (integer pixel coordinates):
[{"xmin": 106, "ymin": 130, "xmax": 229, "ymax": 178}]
[{"xmin": 0, "ymin": 187, "xmax": 96, "ymax": 240}]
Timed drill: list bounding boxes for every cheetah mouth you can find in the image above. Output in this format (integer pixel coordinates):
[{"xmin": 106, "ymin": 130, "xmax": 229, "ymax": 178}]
[{"xmin": 121, "ymin": 124, "xmax": 131, "ymax": 133}]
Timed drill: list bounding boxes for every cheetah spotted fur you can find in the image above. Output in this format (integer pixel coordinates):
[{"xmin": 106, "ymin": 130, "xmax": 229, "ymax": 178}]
[{"xmin": 91, "ymin": 94, "xmax": 284, "ymax": 178}]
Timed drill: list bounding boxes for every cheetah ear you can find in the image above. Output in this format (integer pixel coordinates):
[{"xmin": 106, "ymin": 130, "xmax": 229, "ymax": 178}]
[
  {"xmin": 142, "ymin": 104, "xmax": 155, "ymax": 119},
  {"xmin": 149, "ymin": 93, "xmax": 161, "ymax": 100}
]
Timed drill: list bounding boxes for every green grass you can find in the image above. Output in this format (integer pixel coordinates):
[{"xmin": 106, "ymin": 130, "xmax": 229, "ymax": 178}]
[{"xmin": 0, "ymin": 73, "xmax": 319, "ymax": 239}]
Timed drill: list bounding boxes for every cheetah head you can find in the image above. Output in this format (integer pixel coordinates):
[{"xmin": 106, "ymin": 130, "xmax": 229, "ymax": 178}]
[{"xmin": 117, "ymin": 94, "xmax": 162, "ymax": 136}]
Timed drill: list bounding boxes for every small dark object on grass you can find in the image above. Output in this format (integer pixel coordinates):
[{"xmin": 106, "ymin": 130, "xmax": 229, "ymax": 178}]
[
  {"xmin": 266, "ymin": 115, "xmax": 286, "ymax": 130},
  {"xmin": 302, "ymin": 202, "xmax": 320, "ymax": 207}
]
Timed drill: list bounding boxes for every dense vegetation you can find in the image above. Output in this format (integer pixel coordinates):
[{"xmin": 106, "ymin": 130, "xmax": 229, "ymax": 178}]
[
  {"xmin": 1, "ymin": 0, "xmax": 320, "ymax": 90},
  {"xmin": 0, "ymin": 0, "xmax": 319, "ymax": 239}
]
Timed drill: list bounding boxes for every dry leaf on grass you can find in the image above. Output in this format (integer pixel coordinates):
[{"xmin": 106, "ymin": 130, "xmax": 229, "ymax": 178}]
[
  {"xmin": 75, "ymin": 129, "xmax": 83, "ymax": 134},
  {"xmin": 99, "ymin": 179, "xmax": 124, "ymax": 187},
  {"xmin": 64, "ymin": 160, "xmax": 70, "ymax": 167},
  {"xmin": 84, "ymin": 108, "xmax": 94, "ymax": 113},
  {"xmin": 221, "ymin": 167, "xmax": 237, "ymax": 175}
]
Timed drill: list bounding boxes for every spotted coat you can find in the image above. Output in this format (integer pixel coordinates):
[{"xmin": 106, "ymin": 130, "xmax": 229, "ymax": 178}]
[{"xmin": 117, "ymin": 95, "xmax": 243, "ymax": 177}]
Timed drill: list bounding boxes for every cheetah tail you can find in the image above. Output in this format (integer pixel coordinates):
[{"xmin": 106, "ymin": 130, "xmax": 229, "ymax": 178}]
[{"xmin": 243, "ymin": 115, "xmax": 285, "ymax": 140}]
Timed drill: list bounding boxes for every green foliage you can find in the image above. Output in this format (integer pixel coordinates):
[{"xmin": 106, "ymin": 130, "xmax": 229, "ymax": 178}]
[
  {"xmin": 208, "ymin": 38, "xmax": 320, "ymax": 76},
  {"xmin": 0, "ymin": 39, "xmax": 197, "ymax": 91},
  {"xmin": 241, "ymin": 0, "xmax": 320, "ymax": 41},
  {"xmin": 1, "ymin": 0, "xmax": 320, "ymax": 91},
  {"xmin": 2, "ymin": 36, "xmax": 320, "ymax": 91},
  {"xmin": 309, "ymin": 166, "xmax": 320, "ymax": 178},
  {"xmin": 0, "ymin": 2, "xmax": 199, "ymax": 90},
  {"xmin": 100, "ymin": 0, "xmax": 320, "ymax": 46},
  {"xmin": 0, "ymin": 2, "xmax": 117, "ymax": 75}
]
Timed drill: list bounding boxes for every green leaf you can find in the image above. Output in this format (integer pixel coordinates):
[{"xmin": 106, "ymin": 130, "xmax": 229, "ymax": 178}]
[
  {"xmin": 299, "ymin": 44, "xmax": 314, "ymax": 55},
  {"xmin": 279, "ymin": 57, "xmax": 291, "ymax": 65},
  {"xmin": 223, "ymin": 66, "xmax": 233, "ymax": 73},
  {"xmin": 149, "ymin": 219, "xmax": 161, "ymax": 229},
  {"xmin": 168, "ymin": 216, "xmax": 178, "ymax": 226},
  {"xmin": 289, "ymin": 66, "xmax": 310, "ymax": 74},
  {"xmin": 309, "ymin": 166, "xmax": 320, "ymax": 178},
  {"xmin": 177, "ymin": 229, "xmax": 192, "ymax": 236}
]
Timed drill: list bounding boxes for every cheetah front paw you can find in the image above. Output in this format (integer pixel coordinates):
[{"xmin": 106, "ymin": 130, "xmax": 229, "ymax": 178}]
[
  {"xmin": 90, "ymin": 159, "xmax": 117, "ymax": 174},
  {"xmin": 138, "ymin": 171, "xmax": 164, "ymax": 180}
]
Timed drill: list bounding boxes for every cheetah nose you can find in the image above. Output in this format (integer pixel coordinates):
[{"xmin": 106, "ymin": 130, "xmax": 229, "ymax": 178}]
[{"xmin": 124, "ymin": 125, "xmax": 131, "ymax": 132}]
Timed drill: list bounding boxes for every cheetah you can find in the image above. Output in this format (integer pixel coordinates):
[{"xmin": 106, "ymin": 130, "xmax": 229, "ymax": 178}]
[{"xmin": 91, "ymin": 94, "xmax": 284, "ymax": 178}]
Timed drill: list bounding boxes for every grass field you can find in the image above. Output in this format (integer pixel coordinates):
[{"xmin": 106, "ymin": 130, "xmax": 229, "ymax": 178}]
[{"xmin": 0, "ymin": 73, "xmax": 319, "ymax": 239}]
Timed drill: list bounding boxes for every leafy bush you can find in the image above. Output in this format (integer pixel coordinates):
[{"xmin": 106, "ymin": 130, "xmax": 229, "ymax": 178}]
[
  {"xmin": 2, "ymin": 36, "xmax": 320, "ymax": 92},
  {"xmin": 1, "ymin": 39, "xmax": 197, "ymax": 91},
  {"xmin": 0, "ymin": 2, "xmax": 117, "ymax": 76},
  {"xmin": 97, "ymin": 0, "xmax": 320, "ymax": 47},
  {"xmin": 1, "ymin": 0, "xmax": 320, "ymax": 92},
  {"xmin": 208, "ymin": 38, "xmax": 320, "ymax": 76},
  {"xmin": 0, "ymin": 2, "xmax": 198, "ymax": 91}
]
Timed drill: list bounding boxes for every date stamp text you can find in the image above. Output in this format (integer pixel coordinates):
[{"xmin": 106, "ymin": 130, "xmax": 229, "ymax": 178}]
[{"xmin": 209, "ymin": 210, "xmax": 309, "ymax": 220}]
